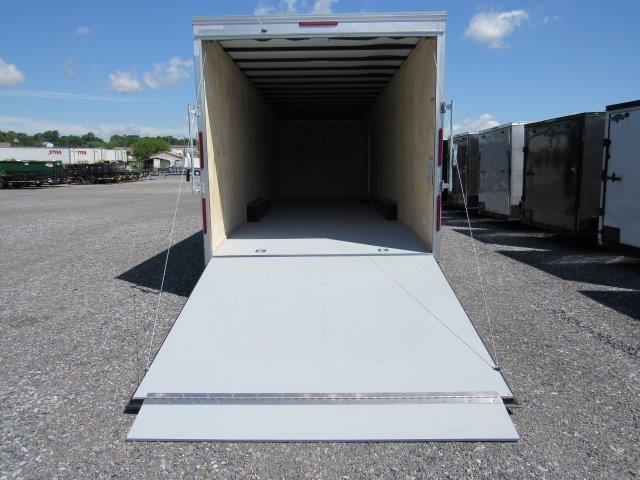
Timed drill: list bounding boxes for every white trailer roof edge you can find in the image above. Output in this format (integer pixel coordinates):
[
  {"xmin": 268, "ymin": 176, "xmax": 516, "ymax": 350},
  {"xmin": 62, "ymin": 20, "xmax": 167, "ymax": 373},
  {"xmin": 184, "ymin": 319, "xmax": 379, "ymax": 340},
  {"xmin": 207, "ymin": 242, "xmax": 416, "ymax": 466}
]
[
  {"xmin": 477, "ymin": 122, "xmax": 528, "ymax": 135},
  {"xmin": 452, "ymin": 132, "xmax": 479, "ymax": 139},
  {"xmin": 192, "ymin": 12, "xmax": 446, "ymax": 40}
]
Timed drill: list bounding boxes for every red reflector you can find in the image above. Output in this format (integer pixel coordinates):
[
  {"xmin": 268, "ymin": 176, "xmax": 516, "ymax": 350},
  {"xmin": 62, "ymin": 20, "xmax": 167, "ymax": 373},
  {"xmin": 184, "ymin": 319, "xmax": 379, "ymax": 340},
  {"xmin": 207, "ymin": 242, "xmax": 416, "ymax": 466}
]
[
  {"xmin": 198, "ymin": 132, "xmax": 205, "ymax": 169},
  {"xmin": 299, "ymin": 21, "xmax": 338, "ymax": 27},
  {"xmin": 436, "ymin": 194, "xmax": 442, "ymax": 231},
  {"xmin": 201, "ymin": 197, "xmax": 208, "ymax": 234},
  {"xmin": 437, "ymin": 128, "xmax": 443, "ymax": 167}
]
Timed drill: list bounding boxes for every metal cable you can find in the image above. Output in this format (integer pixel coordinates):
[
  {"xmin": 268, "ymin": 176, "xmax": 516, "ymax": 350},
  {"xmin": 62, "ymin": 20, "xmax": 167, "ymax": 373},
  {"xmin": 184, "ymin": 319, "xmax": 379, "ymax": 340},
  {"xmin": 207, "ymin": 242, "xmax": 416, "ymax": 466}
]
[
  {"xmin": 145, "ymin": 168, "xmax": 187, "ymax": 370},
  {"xmin": 454, "ymin": 161, "xmax": 501, "ymax": 370},
  {"xmin": 335, "ymin": 232, "xmax": 497, "ymax": 370}
]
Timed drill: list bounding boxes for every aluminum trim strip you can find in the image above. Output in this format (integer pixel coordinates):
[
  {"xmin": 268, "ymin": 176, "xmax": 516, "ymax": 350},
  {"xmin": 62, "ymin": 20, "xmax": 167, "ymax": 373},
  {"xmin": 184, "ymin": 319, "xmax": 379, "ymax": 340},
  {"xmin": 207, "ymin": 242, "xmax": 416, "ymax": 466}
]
[{"xmin": 145, "ymin": 391, "xmax": 503, "ymax": 405}]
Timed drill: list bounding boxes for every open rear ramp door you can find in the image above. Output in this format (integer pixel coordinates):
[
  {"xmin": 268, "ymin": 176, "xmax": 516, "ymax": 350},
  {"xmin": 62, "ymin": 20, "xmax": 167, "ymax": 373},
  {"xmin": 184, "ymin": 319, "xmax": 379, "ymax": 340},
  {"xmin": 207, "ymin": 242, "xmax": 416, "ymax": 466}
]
[{"xmin": 127, "ymin": 202, "xmax": 518, "ymax": 442}]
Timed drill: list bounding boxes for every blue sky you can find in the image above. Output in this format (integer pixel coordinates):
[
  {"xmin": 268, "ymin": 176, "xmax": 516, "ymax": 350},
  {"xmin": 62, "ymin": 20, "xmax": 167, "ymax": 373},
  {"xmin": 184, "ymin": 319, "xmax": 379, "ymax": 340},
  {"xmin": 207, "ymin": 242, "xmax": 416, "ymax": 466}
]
[{"xmin": 0, "ymin": 0, "xmax": 638, "ymax": 139}]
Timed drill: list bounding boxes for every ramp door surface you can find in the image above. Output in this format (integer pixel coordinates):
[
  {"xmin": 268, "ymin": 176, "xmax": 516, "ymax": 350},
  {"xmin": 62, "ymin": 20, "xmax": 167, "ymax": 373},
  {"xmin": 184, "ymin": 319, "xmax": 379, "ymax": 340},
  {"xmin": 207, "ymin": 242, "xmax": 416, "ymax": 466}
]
[{"xmin": 128, "ymin": 201, "xmax": 518, "ymax": 442}]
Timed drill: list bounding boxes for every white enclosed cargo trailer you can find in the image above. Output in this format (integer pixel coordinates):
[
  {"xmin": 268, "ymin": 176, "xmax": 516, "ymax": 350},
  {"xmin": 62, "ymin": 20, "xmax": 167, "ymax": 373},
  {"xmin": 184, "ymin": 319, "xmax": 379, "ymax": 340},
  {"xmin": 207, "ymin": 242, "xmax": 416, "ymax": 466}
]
[
  {"xmin": 127, "ymin": 12, "xmax": 518, "ymax": 442},
  {"xmin": 0, "ymin": 147, "xmax": 129, "ymax": 163},
  {"xmin": 600, "ymin": 100, "xmax": 640, "ymax": 249},
  {"xmin": 478, "ymin": 123, "xmax": 526, "ymax": 219}
]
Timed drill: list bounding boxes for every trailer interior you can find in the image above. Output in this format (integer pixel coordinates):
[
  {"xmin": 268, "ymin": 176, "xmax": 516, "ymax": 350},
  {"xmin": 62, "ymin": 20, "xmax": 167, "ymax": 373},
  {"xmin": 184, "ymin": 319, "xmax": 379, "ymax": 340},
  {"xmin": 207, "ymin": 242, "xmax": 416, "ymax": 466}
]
[
  {"xmin": 127, "ymin": 14, "xmax": 518, "ymax": 442},
  {"xmin": 199, "ymin": 33, "xmax": 439, "ymax": 256}
]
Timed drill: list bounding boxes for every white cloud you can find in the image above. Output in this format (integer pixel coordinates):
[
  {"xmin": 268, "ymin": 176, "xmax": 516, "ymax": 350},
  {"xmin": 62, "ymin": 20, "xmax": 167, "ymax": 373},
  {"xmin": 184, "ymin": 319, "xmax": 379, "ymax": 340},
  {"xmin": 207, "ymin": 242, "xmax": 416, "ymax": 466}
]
[
  {"xmin": 108, "ymin": 70, "xmax": 142, "ymax": 93},
  {"xmin": 254, "ymin": 2, "xmax": 275, "ymax": 15},
  {"xmin": 64, "ymin": 59, "xmax": 76, "ymax": 77},
  {"xmin": 534, "ymin": 14, "xmax": 561, "ymax": 28},
  {"xmin": 254, "ymin": 0, "xmax": 335, "ymax": 15},
  {"xmin": 142, "ymin": 57, "xmax": 193, "ymax": 90},
  {"xmin": 0, "ymin": 115, "xmax": 187, "ymax": 139},
  {"xmin": 452, "ymin": 113, "xmax": 500, "ymax": 135},
  {"xmin": 464, "ymin": 10, "xmax": 529, "ymax": 49},
  {"xmin": 284, "ymin": 0, "xmax": 299, "ymax": 13},
  {"xmin": 0, "ymin": 90, "xmax": 150, "ymax": 103},
  {"xmin": 0, "ymin": 57, "xmax": 26, "ymax": 87},
  {"xmin": 75, "ymin": 26, "xmax": 91, "ymax": 36},
  {"xmin": 254, "ymin": 0, "xmax": 300, "ymax": 15},
  {"xmin": 311, "ymin": 0, "xmax": 336, "ymax": 14}
]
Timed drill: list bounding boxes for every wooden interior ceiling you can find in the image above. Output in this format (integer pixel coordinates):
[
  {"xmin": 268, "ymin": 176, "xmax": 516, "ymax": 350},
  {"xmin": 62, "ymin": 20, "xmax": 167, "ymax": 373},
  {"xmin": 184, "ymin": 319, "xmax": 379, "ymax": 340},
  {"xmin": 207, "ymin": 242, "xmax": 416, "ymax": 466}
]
[{"xmin": 218, "ymin": 37, "xmax": 420, "ymax": 115}]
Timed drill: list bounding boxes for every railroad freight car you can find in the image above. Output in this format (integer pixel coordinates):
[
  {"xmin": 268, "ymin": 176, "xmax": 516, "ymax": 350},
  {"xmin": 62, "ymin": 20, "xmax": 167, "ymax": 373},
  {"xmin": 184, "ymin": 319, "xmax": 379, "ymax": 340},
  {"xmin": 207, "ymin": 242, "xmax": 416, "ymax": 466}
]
[
  {"xmin": 521, "ymin": 113, "xmax": 605, "ymax": 238},
  {"xmin": 0, "ymin": 160, "xmax": 66, "ymax": 188},
  {"xmin": 450, "ymin": 133, "xmax": 480, "ymax": 209},
  {"xmin": 599, "ymin": 100, "xmax": 640, "ymax": 249},
  {"xmin": 478, "ymin": 123, "xmax": 526, "ymax": 219}
]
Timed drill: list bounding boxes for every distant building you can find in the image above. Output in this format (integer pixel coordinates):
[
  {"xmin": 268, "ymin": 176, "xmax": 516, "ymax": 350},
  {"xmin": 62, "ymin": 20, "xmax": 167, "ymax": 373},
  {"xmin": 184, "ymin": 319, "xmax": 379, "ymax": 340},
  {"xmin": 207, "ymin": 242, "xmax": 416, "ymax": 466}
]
[
  {"xmin": 0, "ymin": 142, "xmax": 10, "ymax": 148},
  {"xmin": 170, "ymin": 145, "xmax": 187, "ymax": 157},
  {"xmin": 42, "ymin": 142, "xmax": 54, "ymax": 148},
  {"xmin": 146, "ymin": 151, "xmax": 183, "ymax": 169},
  {"xmin": 175, "ymin": 153, "xmax": 200, "ymax": 169}
]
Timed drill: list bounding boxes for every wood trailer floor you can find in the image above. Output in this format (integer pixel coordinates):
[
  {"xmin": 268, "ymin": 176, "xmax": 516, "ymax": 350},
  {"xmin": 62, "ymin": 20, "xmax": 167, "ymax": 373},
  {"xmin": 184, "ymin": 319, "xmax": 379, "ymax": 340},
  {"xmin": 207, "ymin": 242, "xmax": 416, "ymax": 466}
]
[{"xmin": 128, "ymin": 200, "xmax": 517, "ymax": 442}]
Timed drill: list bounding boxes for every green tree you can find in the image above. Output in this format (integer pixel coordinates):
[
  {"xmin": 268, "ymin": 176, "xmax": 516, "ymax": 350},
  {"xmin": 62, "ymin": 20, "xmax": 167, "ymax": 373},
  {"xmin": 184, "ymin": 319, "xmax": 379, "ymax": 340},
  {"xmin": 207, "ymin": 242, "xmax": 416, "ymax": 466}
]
[
  {"xmin": 132, "ymin": 137, "xmax": 170, "ymax": 162},
  {"xmin": 107, "ymin": 134, "xmax": 140, "ymax": 148}
]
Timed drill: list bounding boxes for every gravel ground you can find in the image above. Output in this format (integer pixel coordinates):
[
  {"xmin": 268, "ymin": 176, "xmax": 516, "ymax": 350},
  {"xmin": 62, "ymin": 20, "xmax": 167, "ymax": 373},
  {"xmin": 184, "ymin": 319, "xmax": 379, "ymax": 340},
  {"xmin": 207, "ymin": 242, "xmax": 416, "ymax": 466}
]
[{"xmin": 1, "ymin": 178, "xmax": 638, "ymax": 479}]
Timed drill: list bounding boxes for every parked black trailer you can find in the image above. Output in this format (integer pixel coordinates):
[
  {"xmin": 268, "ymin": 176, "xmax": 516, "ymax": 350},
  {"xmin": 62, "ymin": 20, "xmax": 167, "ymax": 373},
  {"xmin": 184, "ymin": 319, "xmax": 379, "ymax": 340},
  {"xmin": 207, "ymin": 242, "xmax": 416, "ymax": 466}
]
[
  {"xmin": 450, "ymin": 133, "xmax": 480, "ymax": 209},
  {"xmin": 521, "ymin": 112, "xmax": 605, "ymax": 238},
  {"xmin": 64, "ymin": 163, "xmax": 143, "ymax": 184}
]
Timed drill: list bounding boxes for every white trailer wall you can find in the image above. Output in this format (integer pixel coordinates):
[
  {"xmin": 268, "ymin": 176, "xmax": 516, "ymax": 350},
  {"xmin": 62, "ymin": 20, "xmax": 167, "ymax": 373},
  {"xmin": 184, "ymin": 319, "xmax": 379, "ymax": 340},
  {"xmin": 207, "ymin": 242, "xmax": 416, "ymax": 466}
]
[
  {"xmin": 478, "ymin": 123, "xmax": 525, "ymax": 219},
  {"xmin": 600, "ymin": 100, "xmax": 640, "ymax": 248}
]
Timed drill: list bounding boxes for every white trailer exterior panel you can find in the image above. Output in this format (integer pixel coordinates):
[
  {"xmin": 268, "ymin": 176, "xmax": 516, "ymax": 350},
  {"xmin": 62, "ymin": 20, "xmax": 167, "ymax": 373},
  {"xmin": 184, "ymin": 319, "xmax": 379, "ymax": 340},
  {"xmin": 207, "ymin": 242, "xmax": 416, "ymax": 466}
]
[
  {"xmin": 600, "ymin": 100, "xmax": 640, "ymax": 248},
  {"xmin": 478, "ymin": 123, "xmax": 525, "ymax": 219}
]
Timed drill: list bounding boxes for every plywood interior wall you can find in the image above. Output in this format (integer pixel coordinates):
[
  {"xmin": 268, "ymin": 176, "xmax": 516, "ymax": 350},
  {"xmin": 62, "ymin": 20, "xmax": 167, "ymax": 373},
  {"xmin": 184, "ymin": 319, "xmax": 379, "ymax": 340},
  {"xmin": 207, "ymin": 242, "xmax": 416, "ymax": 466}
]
[
  {"xmin": 202, "ymin": 41, "xmax": 279, "ymax": 252},
  {"xmin": 365, "ymin": 38, "xmax": 437, "ymax": 250},
  {"xmin": 277, "ymin": 120, "xmax": 366, "ymax": 198}
]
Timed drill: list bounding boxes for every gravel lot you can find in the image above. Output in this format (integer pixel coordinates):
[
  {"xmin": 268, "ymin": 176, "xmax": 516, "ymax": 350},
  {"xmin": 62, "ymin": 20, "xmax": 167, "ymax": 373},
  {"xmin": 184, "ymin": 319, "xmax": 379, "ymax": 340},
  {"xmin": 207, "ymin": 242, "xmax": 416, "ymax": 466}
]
[{"xmin": 1, "ymin": 178, "xmax": 638, "ymax": 479}]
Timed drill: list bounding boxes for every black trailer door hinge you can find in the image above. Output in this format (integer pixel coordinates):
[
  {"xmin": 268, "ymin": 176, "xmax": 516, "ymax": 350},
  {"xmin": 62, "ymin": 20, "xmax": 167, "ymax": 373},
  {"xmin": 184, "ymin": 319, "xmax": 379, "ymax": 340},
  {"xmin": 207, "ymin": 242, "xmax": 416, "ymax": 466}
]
[
  {"xmin": 605, "ymin": 172, "xmax": 622, "ymax": 182},
  {"xmin": 612, "ymin": 113, "xmax": 629, "ymax": 123},
  {"xmin": 603, "ymin": 138, "xmax": 611, "ymax": 147}
]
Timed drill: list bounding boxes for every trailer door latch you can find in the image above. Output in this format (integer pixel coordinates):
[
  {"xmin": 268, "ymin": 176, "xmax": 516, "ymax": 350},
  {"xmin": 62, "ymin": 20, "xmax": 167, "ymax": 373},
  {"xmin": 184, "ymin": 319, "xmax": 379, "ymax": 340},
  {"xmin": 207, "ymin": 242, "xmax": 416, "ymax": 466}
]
[{"xmin": 605, "ymin": 172, "xmax": 622, "ymax": 182}]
